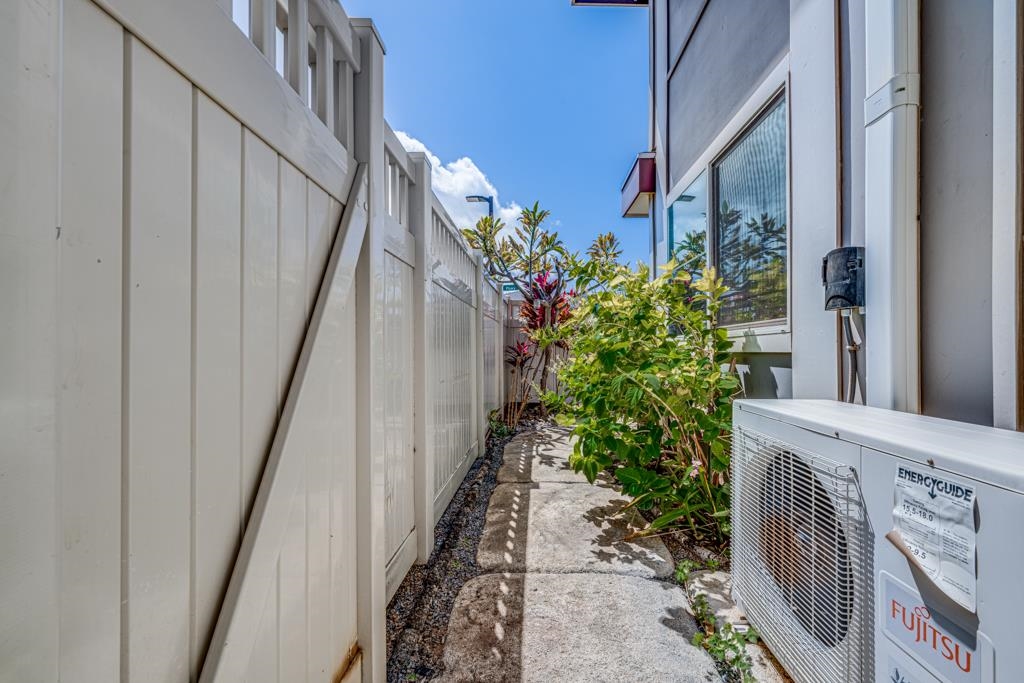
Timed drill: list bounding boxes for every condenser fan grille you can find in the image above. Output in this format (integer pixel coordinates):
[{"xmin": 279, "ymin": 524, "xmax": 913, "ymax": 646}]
[{"xmin": 732, "ymin": 427, "xmax": 872, "ymax": 683}]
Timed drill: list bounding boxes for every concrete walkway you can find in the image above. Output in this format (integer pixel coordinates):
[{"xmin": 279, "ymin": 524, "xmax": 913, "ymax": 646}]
[{"xmin": 439, "ymin": 428, "xmax": 719, "ymax": 682}]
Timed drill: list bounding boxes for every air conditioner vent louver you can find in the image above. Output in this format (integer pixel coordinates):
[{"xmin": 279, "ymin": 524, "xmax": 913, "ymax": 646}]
[{"xmin": 733, "ymin": 427, "xmax": 873, "ymax": 683}]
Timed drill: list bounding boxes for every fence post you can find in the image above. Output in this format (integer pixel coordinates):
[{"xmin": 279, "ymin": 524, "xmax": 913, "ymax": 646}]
[
  {"xmin": 409, "ymin": 152, "xmax": 435, "ymax": 563},
  {"xmin": 351, "ymin": 18, "xmax": 386, "ymax": 683},
  {"xmin": 475, "ymin": 254, "xmax": 487, "ymax": 454}
]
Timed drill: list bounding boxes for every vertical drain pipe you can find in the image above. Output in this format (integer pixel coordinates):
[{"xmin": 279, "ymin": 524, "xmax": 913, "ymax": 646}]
[{"xmin": 863, "ymin": 0, "xmax": 921, "ymax": 412}]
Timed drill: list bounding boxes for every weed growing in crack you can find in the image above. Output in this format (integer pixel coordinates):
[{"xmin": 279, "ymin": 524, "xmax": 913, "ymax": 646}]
[{"xmin": 675, "ymin": 561, "xmax": 759, "ymax": 682}]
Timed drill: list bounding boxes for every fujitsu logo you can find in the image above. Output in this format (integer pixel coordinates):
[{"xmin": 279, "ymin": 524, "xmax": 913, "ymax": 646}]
[{"xmin": 890, "ymin": 599, "xmax": 972, "ymax": 673}]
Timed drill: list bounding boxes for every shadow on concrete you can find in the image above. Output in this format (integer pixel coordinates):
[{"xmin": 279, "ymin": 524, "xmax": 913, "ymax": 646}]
[
  {"xmin": 660, "ymin": 605, "xmax": 701, "ymax": 641},
  {"xmin": 497, "ymin": 429, "xmax": 615, "ymax": 487},
  {"xmin": 584, "ymin": 500, "xmax": 675, "ymax": 577},
  {"xmin": 476, "ymin": 483, "xmax": 535, "ymax": 572},
  {"xmin": 441, "ymin": 573, "xmax": 526, "ymax": 683},
  {"xmin": 497, "ymin": 429, "xmax": 573, "ymax": 483},
  {"xmin": 444, "ymin": 480, "xmax": 532, "ymax": 682}
]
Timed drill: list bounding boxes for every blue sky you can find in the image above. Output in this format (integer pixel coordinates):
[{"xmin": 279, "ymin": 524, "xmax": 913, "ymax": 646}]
[{"xmin": 341, "ymin": 0, "xmax": 650, "ymax": 267}]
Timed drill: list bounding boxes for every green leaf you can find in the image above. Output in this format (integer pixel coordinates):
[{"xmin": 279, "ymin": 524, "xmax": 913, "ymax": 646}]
[{"xmin": 649, "ymin": 507, "xmax": 692, "ymax": 530}]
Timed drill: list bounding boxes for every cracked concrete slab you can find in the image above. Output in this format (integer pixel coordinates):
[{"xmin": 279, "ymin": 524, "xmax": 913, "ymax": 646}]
[
  {"xmin": 477, "ymin": 482, "xmax": 674, "ymax": 578},
  {"xmin": 436, "ymin": 427, "xmax": 720, "ymax": 682},
  {"xmin": 497, "ymin": 429, "xmax": 611, "ymax": 485},
  {"xmin": 440, "ymin": 573, "xmax": 717, "ymax": 683}
]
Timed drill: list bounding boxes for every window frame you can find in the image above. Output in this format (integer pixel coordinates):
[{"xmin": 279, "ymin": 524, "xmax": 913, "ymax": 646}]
[{"xmin": 664, "ymin": 57, "xmax": 791, "ymax": 353}]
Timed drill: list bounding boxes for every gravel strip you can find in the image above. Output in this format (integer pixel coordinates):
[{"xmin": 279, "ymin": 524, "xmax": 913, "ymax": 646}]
[{"xmin": 386, "ymin": 423, "xmax": 541, "ymax": 682}]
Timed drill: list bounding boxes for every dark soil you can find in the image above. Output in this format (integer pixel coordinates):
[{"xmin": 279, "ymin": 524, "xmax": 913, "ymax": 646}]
[
  {"xmin": 637, "ymin": 511, "xmax": 728, "ymax": 573},
  {"xmin": 386, "ymin": 422, "xmax": 540, "ymax": 682}
]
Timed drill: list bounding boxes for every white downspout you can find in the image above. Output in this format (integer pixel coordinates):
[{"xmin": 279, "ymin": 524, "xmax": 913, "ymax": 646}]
[{"xmin": 864, "ymin": 0, "xmax": 921, "ymax": 412}]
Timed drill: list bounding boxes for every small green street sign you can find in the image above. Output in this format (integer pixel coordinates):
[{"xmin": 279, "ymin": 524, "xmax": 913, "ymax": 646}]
[{"xmin": 501, "ymin": 283, "xmax": 517, "ymax": 293}]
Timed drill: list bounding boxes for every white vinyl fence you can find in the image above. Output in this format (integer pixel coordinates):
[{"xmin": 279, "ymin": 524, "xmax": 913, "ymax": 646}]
[
  {"xmin": 482, "ymin": 281, "xmax": 504, "ymax": 417},
  {"xmin": 0, "ymin": 1, "xmax": 499, "ymax": 682},
  {"xmin": 427, "ymin": 205, "xmax": 481, "ymax": 523}
]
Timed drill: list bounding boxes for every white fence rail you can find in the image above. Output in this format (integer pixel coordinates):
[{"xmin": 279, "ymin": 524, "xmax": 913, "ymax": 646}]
[{"xmin": 0, "ymin": 1, "xmax": 499, "ymax": 682}]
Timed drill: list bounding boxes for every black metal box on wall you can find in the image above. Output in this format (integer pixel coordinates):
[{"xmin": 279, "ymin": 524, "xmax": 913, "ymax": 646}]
[{"xmin": 822, "ymin": 246, "xmax": 865, "ymax": 311}]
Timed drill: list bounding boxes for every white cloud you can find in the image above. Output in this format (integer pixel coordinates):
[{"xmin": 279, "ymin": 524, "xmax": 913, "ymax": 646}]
[{"xmin": 394, "ymin": 130, "xmax": 521, "ymax": 233}]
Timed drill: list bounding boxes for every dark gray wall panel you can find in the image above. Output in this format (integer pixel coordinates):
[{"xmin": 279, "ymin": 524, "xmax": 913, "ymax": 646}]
[
  {"xmin": 839, "ymin": 0, "xmax": 866, "ymax": 402},
  {"xmin": 667, "ymin": 0, "xmax": 788, "ymax": 188},
  {"xmin": 839, "ymin": 0, "xmax": 865, "ymax": 248},
  {"xmin": 920, "ymin": 0, "xmax": 993, "ymax": 425},
  {"xmin": 667, "ymin": 0, "xmax": 705, "ymax": 65}
]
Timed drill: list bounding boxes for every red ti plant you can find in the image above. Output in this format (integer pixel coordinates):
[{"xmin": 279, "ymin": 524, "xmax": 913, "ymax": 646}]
[
  {"xmin": 503, "ymin": 339, "xmax": 535, "ymax": 429},
  {"xmin": 517, "ymin": 270, "xmax": 574, "ymax": 396}
]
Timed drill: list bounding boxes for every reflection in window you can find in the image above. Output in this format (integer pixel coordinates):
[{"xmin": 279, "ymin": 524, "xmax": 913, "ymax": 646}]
[
  {"xmin": 668, "ymin": 171, "xmax": 707, "ymax": 283},
  {"xmin": 713, "ymin": 96, "xmax": 787, "ymax": 326}
]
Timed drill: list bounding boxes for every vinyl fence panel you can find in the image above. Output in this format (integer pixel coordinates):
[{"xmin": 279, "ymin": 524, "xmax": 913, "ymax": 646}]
[
  {"xmin": 1, "ymin": 1, "xmax": 493, "ymax": 681},
  {"xmin": 428, "ymin": 206, "xmax": 481, "ymax": 523}
]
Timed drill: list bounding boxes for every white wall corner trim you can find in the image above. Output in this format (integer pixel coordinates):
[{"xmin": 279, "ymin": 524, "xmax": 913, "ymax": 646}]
[
  {"xmin": 790, "ymin": 0, "xmax": 840, "ymax": 398},
  {"xmin": 992, "ymin": 0, "xmax": 1022, "ymax": 430}
]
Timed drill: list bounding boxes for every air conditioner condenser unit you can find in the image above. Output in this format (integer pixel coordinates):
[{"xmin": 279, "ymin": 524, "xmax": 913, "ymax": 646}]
[{"xmin": 732, "ymin": 399, "xmax": 1024, "ymax": 683}]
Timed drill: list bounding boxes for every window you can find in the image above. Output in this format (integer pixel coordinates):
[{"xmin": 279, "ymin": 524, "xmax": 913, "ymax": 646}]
[
  {"xmin": 712, "ymin": 95, "xmax": 787, "ymax": 327},
  {"xmin": 668, "ymin": 170, "xmax": 708, "ymax": 283}
]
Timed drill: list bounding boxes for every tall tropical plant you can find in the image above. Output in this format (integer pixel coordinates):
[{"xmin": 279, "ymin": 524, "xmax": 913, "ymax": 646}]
[{"xmin": 463, "ymin": 203, "xmax": 620, "ymax": 404}]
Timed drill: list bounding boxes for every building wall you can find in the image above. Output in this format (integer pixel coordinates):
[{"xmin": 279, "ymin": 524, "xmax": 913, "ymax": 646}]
[
  {"xmin": 839, "ymin": 0, "xmax": 866, "ymax": 249},
  {"xmin": 656, "ymin": 0, "xmax": 792, "ymax": 399},
  {"xmin": 919, "ymin": 0, "xmax": 995, "ymax": 425},
  {"xmin": 735, "ymin": 354, "xmax": 793, "ymax": 400},
  {"xmin": 666, "ymin": 0, "xmax": 789, "ymax": 189},
  {"xmin": 652, "ymin": 0, "xmax": 1015, "ymax": 417}
]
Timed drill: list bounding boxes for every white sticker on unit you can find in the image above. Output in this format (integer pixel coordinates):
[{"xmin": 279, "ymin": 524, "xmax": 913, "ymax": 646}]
[
  {"xmin": 892, "ymin": 465, "xmax": 977, "ymax": 611},
  {"xmin": 883, "ymin": 576, "xmax": 979, "ymax": 683}
]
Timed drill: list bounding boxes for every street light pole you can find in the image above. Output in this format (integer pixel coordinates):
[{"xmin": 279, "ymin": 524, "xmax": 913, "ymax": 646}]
[{"xmin": 465, "ymin": 194, "xmax": 494, "ymax": 220}]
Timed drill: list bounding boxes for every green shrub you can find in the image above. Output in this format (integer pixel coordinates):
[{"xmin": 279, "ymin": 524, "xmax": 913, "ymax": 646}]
[
  {"xmin": 545, "ymin": 263, "xmax": 739, "ymax": 545},
  {"xmin": 488, "ymin": 410, "xmax": 514, "ymax": 439}
]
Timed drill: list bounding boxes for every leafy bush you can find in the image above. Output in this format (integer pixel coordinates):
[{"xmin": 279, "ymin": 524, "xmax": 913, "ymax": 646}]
[{"xmin": 546, "ymin": 263, "xmax": 739, "ymax": 545}]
